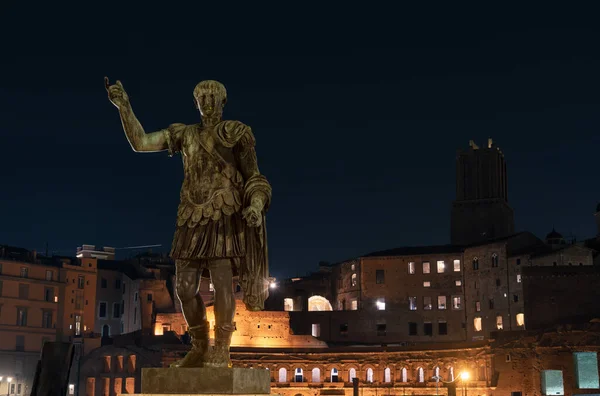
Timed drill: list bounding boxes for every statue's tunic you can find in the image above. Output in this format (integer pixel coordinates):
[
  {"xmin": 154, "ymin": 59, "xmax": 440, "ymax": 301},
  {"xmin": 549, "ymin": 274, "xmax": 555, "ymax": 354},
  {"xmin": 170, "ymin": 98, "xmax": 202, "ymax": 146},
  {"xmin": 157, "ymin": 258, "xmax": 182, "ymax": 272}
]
[{"xmin": 164, "ymin": 120, "xmax": 272, "ymax": 310}]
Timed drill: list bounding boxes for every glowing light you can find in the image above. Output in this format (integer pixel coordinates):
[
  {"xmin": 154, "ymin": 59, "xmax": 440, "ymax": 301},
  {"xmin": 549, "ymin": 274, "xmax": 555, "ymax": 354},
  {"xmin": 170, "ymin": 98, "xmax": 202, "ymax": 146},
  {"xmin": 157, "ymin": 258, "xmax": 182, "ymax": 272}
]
[
  {"xmin": 460, "ymin": 371, "xmax": 469, "ymax": 381},
  {"xmin": 269, "ymin": 282, "xmax": 276, "ymax": 289},
  {"xmin": 54, "ymin": 296, "xmax": 58, "ymax": 302},
  {"xmin": 7, "ymin": 377, "xmax": 12, "ymax": 383},
  {"xmin": 0, "ymin": 376, "xmax": 3, "ymax": 381}
]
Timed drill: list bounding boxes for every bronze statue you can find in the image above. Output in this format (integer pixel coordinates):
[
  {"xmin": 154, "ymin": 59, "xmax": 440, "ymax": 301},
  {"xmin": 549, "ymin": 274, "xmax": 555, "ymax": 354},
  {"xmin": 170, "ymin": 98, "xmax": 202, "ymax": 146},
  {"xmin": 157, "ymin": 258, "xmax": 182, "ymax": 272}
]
[{"xmin": 106, "ymin": 78, "xmax": 272, "ymax": 368}]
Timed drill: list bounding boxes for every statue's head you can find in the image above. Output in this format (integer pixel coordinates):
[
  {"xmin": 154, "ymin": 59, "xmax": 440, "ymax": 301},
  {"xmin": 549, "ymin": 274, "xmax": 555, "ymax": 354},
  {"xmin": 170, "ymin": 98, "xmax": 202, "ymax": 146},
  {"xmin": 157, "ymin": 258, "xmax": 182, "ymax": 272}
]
[{"xmin": 193, "ymin": 80, "xmax": 227, "ymax": 118}]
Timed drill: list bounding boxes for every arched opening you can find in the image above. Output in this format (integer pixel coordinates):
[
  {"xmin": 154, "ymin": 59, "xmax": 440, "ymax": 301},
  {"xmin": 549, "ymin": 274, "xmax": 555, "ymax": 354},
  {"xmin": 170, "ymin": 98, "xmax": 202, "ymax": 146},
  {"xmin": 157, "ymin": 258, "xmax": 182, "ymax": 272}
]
[
  {"xmin": 308, "ymin": 296, "xmax": 333, "ymax": 312},
  {"xmin": 366, "ymin": 368, "xmax": 374, "ymax": 383},
  {"xmin": 434, "ymin": 366, "xmax": 440, "ymax": 378},
  {"xmin": 401, "ymin": 367, "xmax": 408, "ymax": 382},
  {"xmin": 235, "ymin": 284, "xmax": 241, "ymax": 292},
  {"xmin": 311, "ymin": 368, "xmax": 320, "ymax": 383},
  {"xmin": 284, "ymin": 298, "xmax": 294, "ymax": 311},
  {"xmin": 294, "ymin": 368, "xmax": 303, "ymax": 382},
  {"xmin": 417, "ymin": 367, "xmax": 424, "ymax": 383},
  {"xmin": 448, "ymin": 366, "xmax": 454, "ymax": 381},
  {"xmin": 384, "ymin": 368, "xmax": 391, "ymax": 383},
  {"xmin": 331, "ymin": 368, "xmax": 339, "ymax": 383},
  {"xmin": 349, "ymin": 368, "xmax": 357, "ymax": 382},
  {"xmin": 278, "ymin": 368, "xmax": 287, "ymax": 383},
  {"xmin": 351, "ymin": 273, "xmax": 357, "ymax": 286},
  {"xmin": 102, "ymin": 324, "xmax": 110, "ymax": 338}
]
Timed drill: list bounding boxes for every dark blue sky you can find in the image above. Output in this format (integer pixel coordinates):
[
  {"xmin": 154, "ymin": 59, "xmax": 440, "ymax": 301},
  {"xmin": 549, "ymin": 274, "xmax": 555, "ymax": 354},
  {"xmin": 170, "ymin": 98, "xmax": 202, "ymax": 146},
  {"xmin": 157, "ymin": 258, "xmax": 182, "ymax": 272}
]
[{"xmin": 1, "ymin": 4, "xmax": 598, "ymax": 279}]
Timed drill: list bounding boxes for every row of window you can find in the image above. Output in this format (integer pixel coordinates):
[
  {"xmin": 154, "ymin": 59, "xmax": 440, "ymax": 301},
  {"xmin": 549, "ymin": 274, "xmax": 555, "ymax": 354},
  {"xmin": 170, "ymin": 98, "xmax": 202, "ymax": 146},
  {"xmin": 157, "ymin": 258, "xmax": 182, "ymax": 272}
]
[
  {"xmin": 473, "ymin": 313, "xmax": 525, "ymax": 332},
  {"xmin": 276, "ymin": 366, "xmax": 473, "ymax": 383},
  {"xmin": 13, "ymin": 307, "xmax": 54, "ymax": 328},
  {"xmin": 98, "ymin": 301, "xmax": 124, "ymax": 319},
  {"xmin": 0, "ymin": 281, "xmax": 58, "ymax": 302},
  {"xmin": 334, "ymin": 320, "xmax": 450, "ymax": 337},
  {"xmin": 405, "ymin": 295, "xmax": 462, "ymax": 311},
  {"xmin": 408, "ymin": 260, "xmax": 462, "ymax": 275},
  {"xmin": 0, "ymin": 265, "xmax": 56, "ymax": 281}
]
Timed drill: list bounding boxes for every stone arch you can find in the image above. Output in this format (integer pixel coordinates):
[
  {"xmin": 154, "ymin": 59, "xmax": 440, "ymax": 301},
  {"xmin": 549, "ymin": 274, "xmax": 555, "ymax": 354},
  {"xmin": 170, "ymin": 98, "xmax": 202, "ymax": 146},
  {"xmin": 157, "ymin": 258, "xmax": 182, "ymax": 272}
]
[
  {"xmin": 330, "ymin": 367, "xmax": 340, "ymax": 383},
  {"xmin": 308, "ymin": 295, "xmax": 333, "ymax": 311},
  {"xmin": 311, "ymin": 367, "xmax": 321, "ymax": 383}
]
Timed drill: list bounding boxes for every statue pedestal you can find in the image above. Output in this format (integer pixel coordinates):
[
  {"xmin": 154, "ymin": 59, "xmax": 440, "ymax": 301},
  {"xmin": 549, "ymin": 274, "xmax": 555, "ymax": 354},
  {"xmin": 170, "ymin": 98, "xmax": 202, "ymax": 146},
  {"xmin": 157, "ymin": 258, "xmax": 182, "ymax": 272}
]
[{"xmin": 128, "ymin": 367, "xmax": 271, "ymax": 395}]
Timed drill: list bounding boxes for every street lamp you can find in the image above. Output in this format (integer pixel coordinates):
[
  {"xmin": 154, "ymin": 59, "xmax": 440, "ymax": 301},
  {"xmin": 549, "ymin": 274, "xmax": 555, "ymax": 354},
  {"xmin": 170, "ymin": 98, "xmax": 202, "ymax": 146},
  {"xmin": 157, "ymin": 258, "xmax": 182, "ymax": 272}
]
[
  {"xmin": 460, "ymin": 371, "xmax": 469, "ymax": 396},
  {"xmin": 6, "ymin": 377, "xmax": 12, "ymax": 396}
]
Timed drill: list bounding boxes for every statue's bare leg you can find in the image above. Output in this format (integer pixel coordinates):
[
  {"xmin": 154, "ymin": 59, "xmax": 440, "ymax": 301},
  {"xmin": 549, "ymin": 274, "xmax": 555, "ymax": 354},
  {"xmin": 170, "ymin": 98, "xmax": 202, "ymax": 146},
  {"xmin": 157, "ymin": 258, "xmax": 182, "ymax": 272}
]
[
  {"xmin": 205, "ymin": 258, "xmax": 235, "ymax": 368},
  {"xmin": 171, "ymin": 261, "xmax": 209, "ymax": 368}
]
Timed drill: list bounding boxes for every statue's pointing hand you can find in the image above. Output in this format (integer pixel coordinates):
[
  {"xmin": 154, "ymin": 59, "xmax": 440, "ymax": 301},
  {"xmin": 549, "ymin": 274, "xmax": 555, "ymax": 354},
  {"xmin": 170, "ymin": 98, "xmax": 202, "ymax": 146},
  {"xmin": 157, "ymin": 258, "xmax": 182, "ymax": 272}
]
[
  {"xmin": 105, "ymin": 77, "xmax": 130, "ymax": 109},
  {"xmin": 242, "ymin": 205, "xmax": 262, "ymax": 228}
]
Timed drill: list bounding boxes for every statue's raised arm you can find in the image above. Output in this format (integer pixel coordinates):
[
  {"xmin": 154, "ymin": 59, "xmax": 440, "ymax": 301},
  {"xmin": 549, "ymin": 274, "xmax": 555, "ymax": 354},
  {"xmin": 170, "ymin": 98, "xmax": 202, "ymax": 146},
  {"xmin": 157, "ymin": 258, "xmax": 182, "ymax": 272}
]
[{"xmin": 105, "ymin": 77, "xmax": 168, "ymax": 153}]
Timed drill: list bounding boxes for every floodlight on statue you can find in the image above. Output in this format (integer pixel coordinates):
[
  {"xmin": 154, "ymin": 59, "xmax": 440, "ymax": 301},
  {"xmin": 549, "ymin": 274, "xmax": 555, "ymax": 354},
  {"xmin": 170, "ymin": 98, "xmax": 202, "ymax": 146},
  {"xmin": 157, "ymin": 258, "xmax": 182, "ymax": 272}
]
[{"xmin": 460, "ymin": 371, "xmax": 469, "ymax": 381}]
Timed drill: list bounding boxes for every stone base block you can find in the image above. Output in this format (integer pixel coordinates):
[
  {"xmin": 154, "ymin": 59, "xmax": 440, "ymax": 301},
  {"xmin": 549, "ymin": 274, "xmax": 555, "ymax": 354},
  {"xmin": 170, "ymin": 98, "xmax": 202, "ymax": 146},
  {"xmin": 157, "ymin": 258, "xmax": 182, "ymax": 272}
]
[{"xmin": 140, "ymin": 367, "xmax": 270, "ymax": 394}]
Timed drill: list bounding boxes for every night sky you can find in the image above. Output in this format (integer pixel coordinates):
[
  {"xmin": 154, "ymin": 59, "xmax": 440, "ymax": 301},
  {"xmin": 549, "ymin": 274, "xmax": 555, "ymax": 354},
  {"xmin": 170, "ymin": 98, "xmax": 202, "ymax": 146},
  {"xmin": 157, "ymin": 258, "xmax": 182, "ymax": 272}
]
[{"xmin": 1, "ymin": 4, "xmax": 599, "ymax": 279}]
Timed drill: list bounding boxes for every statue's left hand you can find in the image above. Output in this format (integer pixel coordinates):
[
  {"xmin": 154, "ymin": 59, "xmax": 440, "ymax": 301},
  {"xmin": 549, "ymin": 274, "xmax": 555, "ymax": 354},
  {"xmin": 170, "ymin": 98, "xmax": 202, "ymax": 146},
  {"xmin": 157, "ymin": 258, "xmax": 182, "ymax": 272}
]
[{"xmin": 242, "ymin": 205, "xmax": 262, "ymax": 227}]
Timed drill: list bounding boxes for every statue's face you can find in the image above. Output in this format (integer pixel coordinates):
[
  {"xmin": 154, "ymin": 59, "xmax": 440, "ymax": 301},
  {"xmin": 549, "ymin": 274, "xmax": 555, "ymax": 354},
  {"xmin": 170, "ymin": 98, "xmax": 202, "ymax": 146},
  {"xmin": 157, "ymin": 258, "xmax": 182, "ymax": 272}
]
[{"xmin": 196, "ymin": 89, "xmax": 225, "ymax": 117}]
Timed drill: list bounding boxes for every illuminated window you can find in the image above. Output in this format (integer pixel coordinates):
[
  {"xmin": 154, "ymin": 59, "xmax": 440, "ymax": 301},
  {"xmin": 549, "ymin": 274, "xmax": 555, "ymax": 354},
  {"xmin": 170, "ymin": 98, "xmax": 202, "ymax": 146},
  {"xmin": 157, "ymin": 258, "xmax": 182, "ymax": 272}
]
[
  {"xmin": 350, "ymin": 299, "xmax": 358, "ymax": 310},
  {"xmin": 366, "ymin": 368, "xmax": 374, "ymax": 383},
  {"xmin": 384, "ymin": 368, "xmax": 391, "ymax": 383},
  {"xmin": 423, "ymin": 296, "xmax": 432, "ymax": 310},
  {"xmin": 496, "ymin": 315, "xmax": 503, "ymax": 330},
  {"xmin": 351, "ymin": 264, "xmax": 355, "ymax": 271},
  {"xmin": 283, "ymin": 298, "xmax": 294, "ymax": 312},
  {"xmin": 408, "ymin": 262, "xmax": 415, "ymax": 274},
  {"xmin": 434, "ymin": 366, "xmax": 440, "ymax": 377},
  {"xmin": 455, "ymin": 280, "xmax": 462, "ymax": 286},
  {"xmin": 453, "ymin": 259, "xmax": 461, "ymax": 272},
  {"xmin": 448, "ymin": 366, "xmax": 455, "ymax": 381},
  {"xmin": 349, "ymin": 368, "xmax": 357, "ymax": 382},
  {"xmin": 278, "ymin": 368, "xmax": 287, "ymax": 383},
  {"xmin": 452, "ymin": 296, "xmax": 462, "ymax": 310},
  {"xmin": 517, "ymin": 274, "xmax": 522, "ymax": 283},
  {"xmin": 423, "ymin": 262, "xmax": 431, "ymax": 274},
  {"xmin": 351, "ymin": 274, "xmax": 357, "ymax": 287},
  {"xmin": 437, "ymin": 261, "xmax": 445, "ymax": 273},
  {"xmin": 311, "ymin": 368, "xmax": 320, "ymax": 383},
  {"xmin": 209, "ymin": 283, "xmax": 214, "ymax": 292},
  {"xmin": 376, "ymin": 298, "xmax": 386, "ymax": 311},
  {"xmin": 311, "ymin": 323, "xmax": 320, "ymax": 337},
  {"xmin": 423, "ymin": 281, "xmax": 431, "ymax": 287},
  {"xmin": 541, "ymin": 370, "xmax": 564, "ymax": 396},
  {"xmin": 417, "ymin": 367, "xmax": 424, "ymax": 383},
  {"xmin": 438, "ymin": 296, "xmax": 447, "ymax": 310},
  {"xmin": 409, "ymin": 296, "xmax": 417, "ymax": 310},
  {"xmin": 474, "ymin": 317, "xmax": 482, "ymax": 332},
  {"xmin": 68, "ymin": 384, "xmax": 75, "ymax": 395},
  {"xmin": 401, "ymin": 367, "xmax": 408, "ymax": 382},
  {"xmin": 475, "ymin": 301, "xmax": 481, "ymax": 312},
  {"xmin": 516, "ymin": 313, "xmax": 525, "ymax": 326},
  {"xmin": 574, "ymin": 352, "xmax": 599, "ymax": 389}
]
